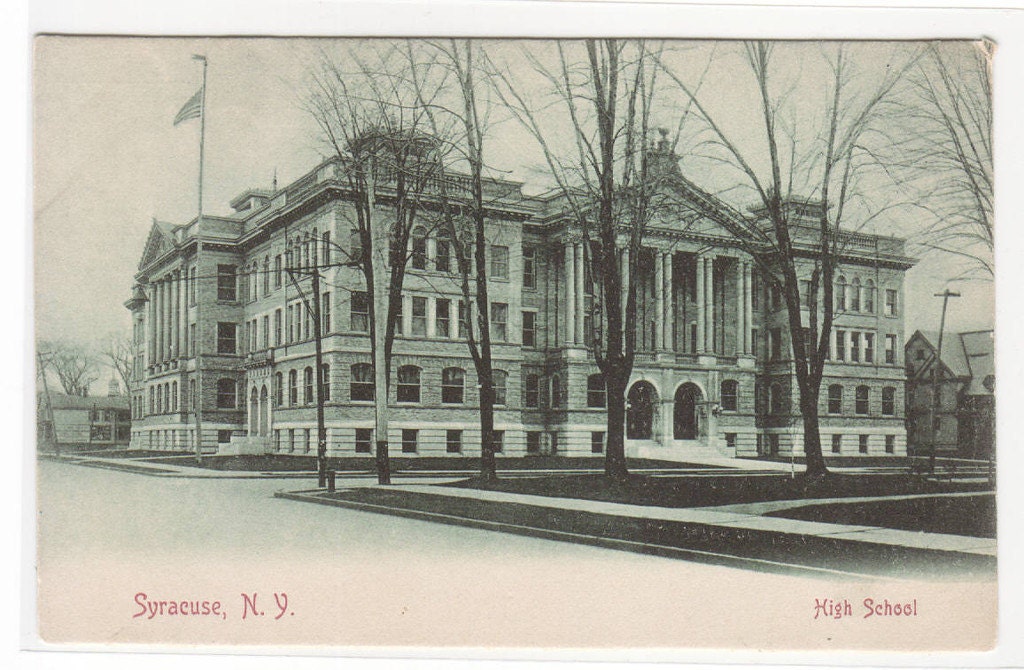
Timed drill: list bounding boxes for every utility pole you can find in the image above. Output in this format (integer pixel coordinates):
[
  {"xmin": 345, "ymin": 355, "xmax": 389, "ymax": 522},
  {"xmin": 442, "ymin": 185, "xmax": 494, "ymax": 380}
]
[
  {"xmin": 286, "ymin": 265, "xmax": 329, "ymax": 488},
  {"xmin": 37, "ymin": 351, "xmax": 58, "ymax": 456},
  {"xmin": 929, "ymin": 289, "xmax": 961, "ymax": 476}
]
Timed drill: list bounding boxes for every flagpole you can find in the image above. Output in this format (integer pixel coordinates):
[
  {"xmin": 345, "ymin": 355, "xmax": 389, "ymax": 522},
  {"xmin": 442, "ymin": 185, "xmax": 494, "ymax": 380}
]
[{"xmin": 194, "ymin": 54, "xmax": 207, "ymax": 463}]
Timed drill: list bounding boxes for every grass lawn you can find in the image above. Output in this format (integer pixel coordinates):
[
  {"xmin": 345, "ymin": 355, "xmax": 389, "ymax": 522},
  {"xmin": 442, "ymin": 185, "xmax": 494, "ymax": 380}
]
[
  {"xmin": 767, "ymin": 494, "xmax": 996, "ymax": 538},
  {"xmin": 141, "ymin": 454, "xmax": 708, "ymax": 473},
  {"xmin": 450, "ymin": 472, "xmax": 993, "ymax": 508}
]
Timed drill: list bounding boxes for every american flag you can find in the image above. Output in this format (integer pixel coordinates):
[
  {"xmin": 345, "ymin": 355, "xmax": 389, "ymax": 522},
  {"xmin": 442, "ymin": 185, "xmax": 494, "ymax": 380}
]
[{"xmin": 173, "ymin": 87, "xmax": 203, "ymax": 126}]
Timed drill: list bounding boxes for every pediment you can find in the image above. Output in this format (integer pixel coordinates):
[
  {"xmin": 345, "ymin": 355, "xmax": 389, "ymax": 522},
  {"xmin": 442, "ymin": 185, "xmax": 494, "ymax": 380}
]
[
  {"xmin": 138, "ymin": 222, "xmax": 176, "ymax": 270},
  {"xmin": 647, "ymin": 177, "xmax": 758, "ymax": 243}
]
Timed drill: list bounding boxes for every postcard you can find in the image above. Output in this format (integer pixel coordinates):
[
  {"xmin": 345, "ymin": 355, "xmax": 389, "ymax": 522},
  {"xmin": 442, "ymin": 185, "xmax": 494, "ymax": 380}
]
[{"xmin": 26, "ymin": 1, "xmax": 1021, "ymax": 664}]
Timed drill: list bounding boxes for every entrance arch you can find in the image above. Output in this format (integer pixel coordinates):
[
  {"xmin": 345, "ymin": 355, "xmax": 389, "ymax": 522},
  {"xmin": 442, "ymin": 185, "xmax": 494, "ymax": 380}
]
[
  {"xmin": 674, "ymin": 383, "xmax": 702, "ymax": 440},
  {"xmin": 627, "ymin": 381, "xmax": 658, "ymax": 440}
]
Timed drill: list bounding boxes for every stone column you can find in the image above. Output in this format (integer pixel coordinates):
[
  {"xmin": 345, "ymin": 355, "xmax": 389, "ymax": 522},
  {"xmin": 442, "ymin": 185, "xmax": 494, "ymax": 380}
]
[
  {"xmin": 574, "ymin": 242, "xmax": 585, "ymax": 345},
  {"xmin": 158, "ymin": 279, "xmax": 165, "ymax": 363},
  {"xmin": 708, "ymin": 255, "xmax": 716, "ymax": 354},
  {"xmin": 174, "ymin": 271, "xmax": 181, "ymax": 359},
  {"xmin": 653, "ymin": 249, "xmax": 663, "ymax": 350},
  {"xmin": 426, "ymin": 296, "xmax": 436, "ymax": 339},
  {"xmin": 735, "ymin": 259, "xmax": 745, "ymax": 356},
  {"xmin": 564, "ymin": 242, "xmax": 575, "ymax": 345},
  {"xmin": 744, "ymin": 261, "xmax": 753, "ymax": 355},
  {"xmin": 662, "ymin": 252, "xmax": 673, "ymax": 351},
  {"xmin": 402, "ymin": 294, "xmax": 413, "ymax": 337},
  {"xmin": 148, "ymin": 282, "xmax": 156, "ymax": 365},
  {"xmin": 695, "ymin": 255, "xmax": 706, "ymax": 354}
]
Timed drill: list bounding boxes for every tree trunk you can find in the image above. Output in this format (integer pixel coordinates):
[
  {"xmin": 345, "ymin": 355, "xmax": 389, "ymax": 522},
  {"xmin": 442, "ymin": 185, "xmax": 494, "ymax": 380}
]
[
  {"xmin": 478, "ymin": 381, "xmax": 497, "ymax": 483},
  {"xmin": 799, "ymin": 388, "xmax": 827, "ymax": 477},
  {"xmin": 604, "ymin": 370, "xmax": 629, "ymax": 480}
]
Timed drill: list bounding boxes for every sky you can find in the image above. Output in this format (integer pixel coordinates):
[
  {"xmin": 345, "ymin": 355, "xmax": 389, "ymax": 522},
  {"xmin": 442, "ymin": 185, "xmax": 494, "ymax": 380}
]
[{"xmin": 33, "ymin": 36, "xmax": 995, "ymax": 368}]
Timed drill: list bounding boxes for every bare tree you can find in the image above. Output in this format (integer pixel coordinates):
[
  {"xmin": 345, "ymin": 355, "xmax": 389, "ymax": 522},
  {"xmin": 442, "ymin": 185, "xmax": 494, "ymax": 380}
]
[
  {"xmin": 39, "ymin": 340, "xmax": 99, "ymax": 397},
  {"xmin": 306, "ymin": 41, "xmax": 453, "ymax": 484},
  {"xmin": 103, "ymin": 334, "xmax": 135, "ymax": 395},
  {"xmin": 492, "ymin": 39, "xmax": 686, "ymax": 480},
  {"xmin": 658, "ymin": 42, "xmax": 918, "ymax": 477},
  {"xmin": 898, "ymin": 41, "xmax": 993, "ymax": 280}
]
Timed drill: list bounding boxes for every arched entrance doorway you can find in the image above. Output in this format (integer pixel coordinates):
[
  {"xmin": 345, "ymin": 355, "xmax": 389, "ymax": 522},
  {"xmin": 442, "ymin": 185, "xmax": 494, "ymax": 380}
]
[
  {"xmin": 627, "ymin": 381, "xmax": 658, "ymax": 440},
  {"xmin": 674, "ymin": 383, "xmax": 702, "ymax": 440}
]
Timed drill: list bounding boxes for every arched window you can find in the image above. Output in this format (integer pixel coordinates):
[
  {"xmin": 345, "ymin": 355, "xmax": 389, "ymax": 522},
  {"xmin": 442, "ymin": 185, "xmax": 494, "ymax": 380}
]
[
  {"xmin": 189, "ymin": 380, "xmax": 196, "ymax": 410},
  {"xmin": 411, "ymin": 226, "xmax": 428, "ymax": 270},
  {"xmin": 551, "ymin": 375, "xmax": 562, "ymax": 408},
  {"xmin": 835, "ymin": 275, "xmax": 847, "ymax": 312},
  {"xmin": 288, "ymin": 370, "xmax": 298, "ymax": 405},
  {"xmin": 350, "ymin": 363, "xmax": 374, "ymax": 401},
  {"xmin": 864, "ymin": 279, "xmax": 875, "ymax": 314},
  {"xmin": 156, "ymin": 385, "xmax": 163, "ymax": 414},
  {"xmin": 435, "ymin": 232, "xmax": 451, "ymax": 272},
  {"xmin": 148, "ymin": 387, "xmax": 154, "ymax": 415},
  {"xmin": 274, "ymin": 372, "xmax": 283, "ymax": 407},
  {"xmin": 397, "ymin": 365, "xmax": 421, "ymax": 403},
  {"xmin": 828, "ymin": 384, "xmax": 843, "ymax": 414},
  {"xmin": 303, "ymin": 367, "xmax": 314, "ymax": 404},
  {"xmin": 720, "ymin": 380, "xmax": 738, "ymax": 411},
  {"xmin": 587, "ymin": 373, "xmax": 606, "ymax": 408},
  {"xmin": 216, "ymin": 378, "xmax": 237, "ymax": 409},
  {"xmin": 851, "ymin": 277, "xmax": 861, "ymax": 312},
  {"xmin": 171, "ymin": 381, "xmax": 178, "ymax": 412},
  {"xmin": 492, "ymin": 370, "xmax": 508, "ymax": 406},
  {"xmin": 855, "ymin": 385, "xmax": 870, "ymax": 415},
  {"xmin": 524, "ymin": 373, "xmax": 540, "ymax": 408},
  {"xmin": 441, "ymin": 367, "xmax": 465, "ymax": 404},
  {"xmin": 320, "ymin": 364, "xmax": 331, "ymax": 401},
  {"xmin": 311, "ymin": 228, "xmax": 318, "ymax": 268},
  {"xmin": 882, "ymin": 386, "xmax": 896, "ymax": 415}
]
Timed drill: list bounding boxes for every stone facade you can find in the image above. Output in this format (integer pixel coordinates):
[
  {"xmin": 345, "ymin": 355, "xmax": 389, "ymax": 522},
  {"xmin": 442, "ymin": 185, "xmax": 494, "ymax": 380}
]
[{"xmin": 126, "ymin": 149, "xmax": 915, "ymax": 461}]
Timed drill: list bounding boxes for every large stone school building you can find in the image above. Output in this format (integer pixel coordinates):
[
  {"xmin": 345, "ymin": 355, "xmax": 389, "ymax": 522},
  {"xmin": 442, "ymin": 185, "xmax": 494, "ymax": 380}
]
[{"xmin": 126, "ymin": 141, "xmax": 914, "ymax": 461}]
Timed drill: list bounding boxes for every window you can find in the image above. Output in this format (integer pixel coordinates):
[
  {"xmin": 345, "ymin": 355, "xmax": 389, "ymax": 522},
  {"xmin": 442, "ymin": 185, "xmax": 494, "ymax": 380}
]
[
  {"xmin": 442, "ymin": 367, "xmax": 465, "ymax": 404},
  {"xmin": 322, "ymin": 231, "xmax": 331, "ymax": 265},
  {"xmin": 320, "ymin": 364, "xmax": 331, "ymax": 401},
  {"xmin": 286, "ymin": 305, "xmax": 294, "ymax": 342},
  {"xmin": 435, "ymin": 236, "xmax": 451, "ymax": 272},
  {"xmin": 751, "ymin": 328, "xmax": 759, "ymax": 357},
  {"xmin": 769, "ymin": 383, "xmax": 784, "ymax": 414},
  {"xmin": 522, "ymin": 311, "xmax": 536, "ymax": 347},
  {"xmin": 864, "ymin": 279, "xmax": 875, "ymax": 313},
  {"xmin": 493, "ymin": 370, "xmax": 508, "ymax": 406},
  {"xmin": 458, "ymin": 300, "xmax": 469, "ymax": 339},
  {"xmin": 322, "ymin": 293, "xmax": 331, "ymax": 334},
  {"xmin": 172, "ymin": 381, "xmax": 178, "ymax": 411},
  {"xmin": 394, "ymin": 297, "xmax": 403, "ymax": 336},
  {"xmin": 216, "ymin": 378, "xmax": 237, "ymax": 409},
  {"xmin": 401, "ymin": 429, "xmax": 418, "ymax": 454},
  {"xmin": 835, "ymin": 276, "xmax": 846, "ymax": 311},
  {"xmin": 855, "ymin": 385, "xmax": 870, "ymax": 415},
  {"xmin": 916, "ymin": 347, "xmax": 926, "ymax": 361},
  {"xmin": 524, "ymin": 374, "xmax": 540, "ymax": 408},
  {"xmin": 189, "ymin": 323, "xmax": 196, "ymax": 356},
  {"xmin": 828, "ymin": 384, "xmax": 843, "ymax": 414},
  {"xmin": 350, "ymin": 229, "xmax": 363, "ymax": 262},
  {"xmin": 355, "ymin": 428, "xmax": 372, "ymax": 453},
  {"xmin": 304, "ymin": 302, "xmax": 311, "ymax": 340},
  {"xmin": 587, "ymin": 374, "xmax": 606, "ymax": 408},
  {"xmin": 287, "ymin": 428, "xmax": 295, "ymax": 452},
  {"xmin": 859, "ymin": 434, "xmax": 869, "ymax": 454},
  {"xmin": 274, "ymin": 309, "xmax": 282, "ymax": 346},
  {"xmin": 263, "ymin": 257, "xmax": 270, "ymax": 296},
  {"xmin": 885, "ymin": 289, "xmax": 898, "ymax": 316},
  {"xmin": 411, "ymin": 296, "xmax": 428, "ymax": 337},
  {"xmin": 446, "ymin": 429, "xmax": 463, "ymax": 454},
  {"xmin": 274, "ymin": 372, "xmax": 283, "ymax": 407},
  {"xmin": 217, "ymin": 322, "xmax": 237, "ymax": 354},
  {"xmin": 800, "ymin": 279, "xmax": 811, "ymax": 307},
  {"xmin": 490, "ymin": 245, "xmax": 509, "ymax": 279},
  {"xmin": 156, "ymin": 385, "xmax": 163, "ymax": 414},
  {"xmin": 262, "ymin": 315, "xmax": 270, "ymax": 349},
  {"xmin": 217, "ymin": 265, "xmax": 237, "ymax": 301},
  {"xmin": 523, "ymin": 247, "xmax": 536, "ymax": 289},
  {"xmin": 882, "ymin": 387, "xmax": 896, "ymax": 415},
  {"xmin": 303, "ymin": 367, "xmax": 314, "ymax": 404},
  {"xmin": 770, "ymin": 328, "xmax": 782, "ymax": 361},
  {"xmin": 885, "ymin": 435, "xmax": 895, "ymax": 454},
  {"xmin": 411, "ymin": 227, "xmax": 428, "ymax": 270},
  {"xmin": 550, "ymin": 375, "xmax": 562, "ymax": 408},
  {"xmin": 721, "ymin": 380, "xmax": 738, "ymax": 411},
  {"xmin": 491, "ymin": 430, "xmax": 504, "ymax": 454},
  {"xmin": 432, "ymin": 301, "xmax": 448, "ymax": 338},
  {"xmin": 351, "ymin": 291, "xmax": 369, "ymax": 332},
  {"xmin": 591, "ymin": 431, "xmax": 605, "ymax": 454},
  {"xmin": 288, "ymin": 370, "xmax": 298, "ymax": 405},
  {"xmin": 751, "ymin": 270, "xmax": 760, "ymax": 311},
  {"xmin": 526, "ymin": 431, "xmax": 541, "ymax": 454},
  {"xmin": 550, "ymin": 431, "xmax": 559, "ymax": 454},
  {"xmin": 851, "ymin": 278, "xmax": 861, "ymax": 312},
  {"xmin": 190, "ymin": 267, "xmax": 197, "ymax": 305},
  {"xmin": 350, "ymin": 363, "xmax": 374, "ymax": 401},
  {"xmin": 189, "ymin": 380, "xmax": 196, "ymax": 410},
  {"xmin": 865, "ymin": 333, "xmax": 875, "ymax": 363},
  {"xmin": 725, "ymin": 433, "xmax": 737, "ymax": 450},
  {"xmin": 491, "ymin": 303, "xmax": 508, "ymax": 342},
  {"xmin": 148, "ymin": 387, "xmax": 154, "ymax": 415},
  {"xmin": 274, "ymin": 255, "xmax": 282, "ymax": 288},
  {"xmin": 396, "ymin": 366, "xmax": 421, "ymax": 403},
  {"xmin": 885, "ymin": 334, "xmax": 898, "ymax": 364},
  {"xmin": 835, "ymin": 330, "xmax": 846, "ymax": 361},
  {"xmin": 832, "ymin": 434, "xmax": 842, "ymax": 453},
  {"xmin": 850, "ymin": 332, "xmax": 861, "ymax": 363},
  {"xmin": 218, "ymin": 430, "xmax": 233, "ymax": 444},
  {"xmin": 302, "ymin": 428, "xmax": 311, "ymax": 454}
]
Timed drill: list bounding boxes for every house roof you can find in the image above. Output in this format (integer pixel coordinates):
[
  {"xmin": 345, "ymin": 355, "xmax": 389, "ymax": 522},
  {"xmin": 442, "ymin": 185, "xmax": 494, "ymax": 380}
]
[
  {"xmin": 44, "ymin": 393, "xmax": 130, "ymax": 411},
  {"xmin": 911, "ymin": 329, "xmax": 993, "ymax": 394}
]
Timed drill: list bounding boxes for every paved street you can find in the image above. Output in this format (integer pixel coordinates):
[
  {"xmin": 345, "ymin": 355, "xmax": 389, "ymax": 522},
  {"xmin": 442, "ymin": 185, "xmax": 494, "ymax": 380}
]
[{"xmin": 34, "ymin": 460, "xmax": 996, "ymax": 650}]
